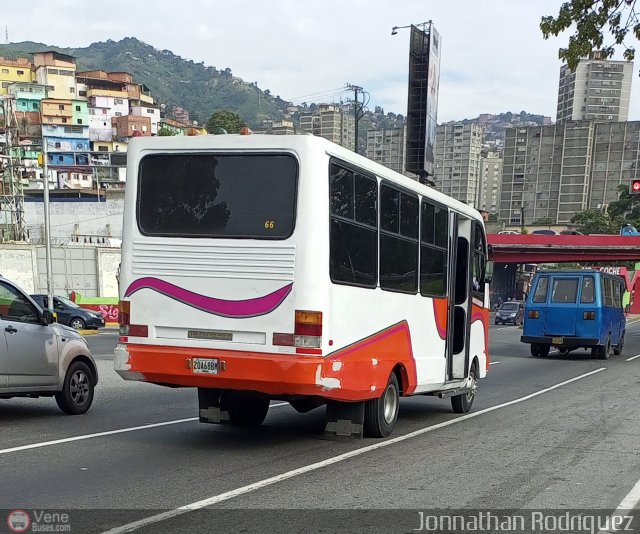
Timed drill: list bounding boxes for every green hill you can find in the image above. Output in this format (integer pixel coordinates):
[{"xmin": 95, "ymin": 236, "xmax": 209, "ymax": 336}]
[{"xmin": 0, "ymin": 37, "xmax": 289, "ymax": 126}]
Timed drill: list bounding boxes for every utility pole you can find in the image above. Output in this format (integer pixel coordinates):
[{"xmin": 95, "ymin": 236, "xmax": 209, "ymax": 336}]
[{"xmin": 346, "ymin": 83, "xmax": 364, "ymax": 154}]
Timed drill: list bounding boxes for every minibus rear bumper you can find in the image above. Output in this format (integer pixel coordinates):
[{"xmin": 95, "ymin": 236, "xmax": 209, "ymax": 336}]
[
  {"xmin": 521, "ymin": 335, "xmax": 599, "ymax": 347},
  {"xmin": 114, "ymin": 343, "xmax": 405, "ymax": 402}
]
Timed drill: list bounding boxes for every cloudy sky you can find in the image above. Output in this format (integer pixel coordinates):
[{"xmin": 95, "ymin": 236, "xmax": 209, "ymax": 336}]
[{"xmin": 4, "ymin": 1, "xmax": 640, "ymax": 122}]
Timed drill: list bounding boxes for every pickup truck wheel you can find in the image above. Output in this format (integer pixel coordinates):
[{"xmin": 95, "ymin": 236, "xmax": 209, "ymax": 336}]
[{"xmin": 55, "ymin": 361, "xmax": 94, "ymax": 415}]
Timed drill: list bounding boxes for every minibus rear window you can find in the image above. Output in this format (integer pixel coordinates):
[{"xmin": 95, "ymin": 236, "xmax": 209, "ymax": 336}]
[
  {"xmin": 551, "ymin": 278, "xmax": 578, "ymax": 303},
  {"xmin": 137, "ymin": 153, "xmax": 298, "ymax": 239}
]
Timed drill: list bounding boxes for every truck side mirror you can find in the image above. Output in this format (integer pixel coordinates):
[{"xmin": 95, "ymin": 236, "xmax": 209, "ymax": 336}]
[{"xmin": 42, "ymin": 309, "xmax": 55, "ymax": 325}]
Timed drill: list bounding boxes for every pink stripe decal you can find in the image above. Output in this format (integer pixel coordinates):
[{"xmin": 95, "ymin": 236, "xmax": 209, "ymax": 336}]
[{"xmin": 124, "ymin": 277, "xmax": 293, "ymax": 318}]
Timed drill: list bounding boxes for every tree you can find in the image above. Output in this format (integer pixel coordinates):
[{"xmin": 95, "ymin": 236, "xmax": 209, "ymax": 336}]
[
  {"xmin": 533, "ymin": 216, "xmax": 554, "ymax": 227},
  {"xmin": 541, "ymin": 1, "xmax": 639, "ymax": 70},
  {"xmin": 157, "ymin": 127, "xmax": 175, "ymax": 136},
  {"xmin": 571, "ymin": 208, "xmax": 623, "ymax": 234},
  {"xmin": 206, "ymin": 109, "xmax": 246, "ymax": 134}
]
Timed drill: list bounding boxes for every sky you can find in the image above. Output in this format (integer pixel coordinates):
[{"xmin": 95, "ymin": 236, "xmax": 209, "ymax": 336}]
[{"xmin": 4, "ymin": 0, "xmax": 640, "ymax": 122}]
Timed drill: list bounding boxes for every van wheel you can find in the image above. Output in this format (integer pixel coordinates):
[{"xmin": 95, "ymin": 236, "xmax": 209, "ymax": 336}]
[
  {"xmin": 224, "ymin": 391, "xmax": 270, "ymax": 427},
  {"xmin": 613, "ymin": 332, "xmax": 625, "ymax": 356},
  {"xmin": 530, "ymin": 344, "xmax": 540, "ymax": 357},
  {"xmin": 538, "ymin": 344, "xmax": 550, "ymax": 358},
  {"xmin": 364, "ymin": 373, "xmax": 399, "ymax": 438},
  {"xmin": 55, "ymin": 361, "xmax": 95, "ymax": 415},
  {"xmin": 452, "ymin": 363, "xmax": 478, "ymax": 414},
  {"xmin": 593, "ymin": 337, "xmax": 611, "ymax": 360}
]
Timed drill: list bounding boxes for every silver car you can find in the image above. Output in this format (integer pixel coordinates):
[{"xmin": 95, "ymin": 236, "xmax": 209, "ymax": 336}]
[{"xmin": 0, "ymin": 276, "xmax": 98, "ymax": 414}]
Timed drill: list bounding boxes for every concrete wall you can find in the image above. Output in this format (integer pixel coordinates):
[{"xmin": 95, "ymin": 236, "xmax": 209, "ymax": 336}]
[
  {"xmin": 0, "ymin": 243, "xmax": 120, "ymax": 297},
  {"xmin": 24, "ymin": 189, "xmax": 124, "ymax": 244}
]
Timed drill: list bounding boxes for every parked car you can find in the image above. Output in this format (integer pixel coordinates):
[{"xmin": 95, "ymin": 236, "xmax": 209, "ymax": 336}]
[
  {"xmin": 498, "ymin": 230, "xmax": 520, "ymax": 235},
  {"xmin": 560, "ymin": 230, "xmax": 583, "ymax": 235},
  {"xmin": 495, "ymin": 301, "xmax": 524, "ymax": 325},
  {"xmin": 531, "ymin": 229, "xmax": 560, "ymax": 235},
  {"xmin": 522, "ymin": 270, "xmax": 625, "ymax": 359},
  {"xmin": 0, "ymin": 276, "xmax": 98, "ymax": 414},
  {"xmin": 30, "ymin": 294, "xmax": 105, "ymax": 330}
]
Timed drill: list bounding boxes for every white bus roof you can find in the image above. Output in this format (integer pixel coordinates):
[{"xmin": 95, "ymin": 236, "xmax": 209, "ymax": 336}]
[{"xmin": 128, "ymin": 134, "xmax": 484, "ymax": 222}]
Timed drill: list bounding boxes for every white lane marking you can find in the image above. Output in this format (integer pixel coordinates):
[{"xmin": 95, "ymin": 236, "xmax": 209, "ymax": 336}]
[
  {"xmin": 101, "ymin": 368, "xmax": 607, "ymax": 534},
  {"xmin": 489, "ymin": 361, "xmax": 501, "ymax": 365},
  {"xmin": 0, "ymin": 403, "xmax": 289, "ymax": 456},
  {"xmin": 625, "ymin": 354, "xmax": 640, "ymax": 361},
  {"xmin": 597, "ymin": 477, "xmax": 640, "ymax": 534}
]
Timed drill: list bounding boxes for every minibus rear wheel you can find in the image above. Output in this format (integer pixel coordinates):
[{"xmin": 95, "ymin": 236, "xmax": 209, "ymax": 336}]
[
  {"xmin": 224, "ymin": 391, "xmax": 270, "ymax": 427},
  {"xmin": 593, "ymin": 337, "xmax": 611, "ymax": 360},
  {"xmin": 364, "ymin": 372, "xmax": 399, "ymax": 438}
]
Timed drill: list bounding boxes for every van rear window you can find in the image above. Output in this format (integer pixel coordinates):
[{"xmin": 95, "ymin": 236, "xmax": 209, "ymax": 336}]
[
  {"xmin": 551, "ymin": 278, "xmax": 578, "ymax": 303},
  {"xmin": 532, "ymin": 277, "xmax": 548, "ymax": 303},
  {"xmin": 137, "ymin": 153, "xmax": 298, "ymax": 239}
]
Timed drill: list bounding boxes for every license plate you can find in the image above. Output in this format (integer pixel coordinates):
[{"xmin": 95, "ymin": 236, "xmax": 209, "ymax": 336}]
[
  {"xmin": 192, "ymin": 358, "xmax": 219, "ymax": 374},
  {"xmin": 552, "ymin": 337, "xmax": 564, "ymax": 345}
]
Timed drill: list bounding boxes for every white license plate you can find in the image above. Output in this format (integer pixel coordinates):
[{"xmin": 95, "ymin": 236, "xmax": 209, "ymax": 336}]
[
  {"xmin": 552, "ymin": 337, "xmax": 564, "ymax": 345},
  {"xmin": 192, "ymin": 358, "xmax": 219, "ymax": 375}
]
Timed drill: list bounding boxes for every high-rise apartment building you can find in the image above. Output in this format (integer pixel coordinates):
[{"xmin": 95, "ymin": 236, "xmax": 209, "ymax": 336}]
[
  {"xmin": 366, "ymin": 127, "xmax": 407, "ymax": 175},
  {"xmin": 479, "ymin": 151, "xmax": 503, "ymax": 214},
  {"xmin": 556, "ymin": 54, "xmax": 633, "ymax": 124},
  {"xmin": 499, "ymin": 121, "xmax": 640, "ymax": 226},
  {"xmin": 299, "ymin": 104, "xmax": 355, "ymax": 150},
  {"xmin": 434, "ymin": 123, "xmax": 483, "ymax": 206}
]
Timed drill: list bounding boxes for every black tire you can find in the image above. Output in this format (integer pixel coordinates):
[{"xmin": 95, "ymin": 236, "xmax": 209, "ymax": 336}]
[
  {"xmin": 224, "ymin": 391, "xmax": 270, "ymax": 427},
  {"xmin": 538, "ymin": 344, "xmax": 550, "ymax": 358},
  {"xmin": 530, "ymin": 344, "xmax": 540, "ymax": 357},
  {"xmin": 494, "ymin": 319, "xmax": 500, "ymax": 325},
  {"xmin": 364, "ymin": 373, "xmax": 400, "ymax": 438},
  {"xmin": 55, "ymin": 360, "xmax": 95, "ymax": 415},
  {"xmin": 69, "ymin": 317, "xmax": 86, "ymax": 330},
  {"xmin": 613, "ymin": 332, "xmax": 625, "ymax": 356},
  {"xmin": 452, "ymin": 363, "xmax": 478, "ymax": 414},
  {"xmin": 594, "ymin": 337, "xmax": 611, "ymax": 360}
]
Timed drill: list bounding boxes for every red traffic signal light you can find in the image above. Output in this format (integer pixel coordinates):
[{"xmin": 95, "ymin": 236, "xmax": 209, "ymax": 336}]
[{"xmin": 631, "ymin": 179, "xmax": 640, "ymax": 193}]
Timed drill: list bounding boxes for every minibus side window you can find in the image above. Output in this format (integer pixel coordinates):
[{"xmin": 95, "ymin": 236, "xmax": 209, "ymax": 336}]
[
  {"xmin": 551, "ymin": 278, "xmax": 578, "ymax": 303},
  {"xmin": 580, "ymin": 276, "xmax": 595, "ymax": 303},
  {"xmin": 532, "ymin": 277, "xmax": 549, "ymax": 303}
]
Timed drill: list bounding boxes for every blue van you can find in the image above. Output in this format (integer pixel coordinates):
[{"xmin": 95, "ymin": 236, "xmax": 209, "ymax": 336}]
[{"xmin": 522, "ymin": 270, "xmax": 626, "ymax": 359}]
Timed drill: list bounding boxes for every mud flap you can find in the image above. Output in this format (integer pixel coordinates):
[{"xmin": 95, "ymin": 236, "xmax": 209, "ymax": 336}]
[
  {"xmin": 198, "ymin": 388, "xmax": 230, "ymax": 424},
  {"xmin": 324, "ymin": 400, "xmax": 364, "ymax": 440}
]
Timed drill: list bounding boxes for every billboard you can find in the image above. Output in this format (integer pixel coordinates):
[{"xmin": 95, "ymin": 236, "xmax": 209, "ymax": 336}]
[{"xmin": 405, "ymin": 23, "xmax": 441, "ymax": 178}]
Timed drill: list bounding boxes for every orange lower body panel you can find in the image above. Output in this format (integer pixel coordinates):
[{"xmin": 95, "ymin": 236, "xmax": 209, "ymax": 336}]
[{"xmin": 123, "ymin": 321, "xmax": 417, "ymax": 402}]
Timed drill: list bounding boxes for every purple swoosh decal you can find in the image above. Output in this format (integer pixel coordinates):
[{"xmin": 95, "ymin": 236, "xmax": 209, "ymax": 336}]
[{"xmin": 125, "ymin": 277, "xmax": 293, "ymax": 318}]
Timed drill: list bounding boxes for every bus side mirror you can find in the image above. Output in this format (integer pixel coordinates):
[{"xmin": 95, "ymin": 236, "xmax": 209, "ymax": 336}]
[{"xmin": 485, "ymin": 260, "xmax": 494, "ymax": 284}]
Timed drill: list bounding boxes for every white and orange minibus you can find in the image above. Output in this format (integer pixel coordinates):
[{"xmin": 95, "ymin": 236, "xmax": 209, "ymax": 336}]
[{"xmin": 115, "ymin": 133, "xmax": 491, "ymax": 437}]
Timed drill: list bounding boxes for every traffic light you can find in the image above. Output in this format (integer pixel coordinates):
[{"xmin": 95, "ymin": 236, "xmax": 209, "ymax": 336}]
[{"xmin": 631, "ymin": 179, "xmax": 640, "ymax": 194}]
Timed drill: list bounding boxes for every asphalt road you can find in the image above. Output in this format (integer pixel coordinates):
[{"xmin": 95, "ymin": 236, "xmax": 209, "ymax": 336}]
[{"xmin": 0, "ymin": 320, "xmax": 639, "ymax": 533}]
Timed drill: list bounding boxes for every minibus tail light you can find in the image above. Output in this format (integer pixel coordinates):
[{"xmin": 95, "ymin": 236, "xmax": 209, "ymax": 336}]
[
  {"xmin": 273, "ymin": 310, "xmax": 323, "ymax": 352},
  {"xmin": 583, "ymin": 311, "xmax": 596, "ymax": 320},
  {"xmin": 119, "ymin": 300, "xmax": 130, "ymax": 335},
  {"xmin": 528, "ymin": 310, "xmax": 540, "ymax": 319}
]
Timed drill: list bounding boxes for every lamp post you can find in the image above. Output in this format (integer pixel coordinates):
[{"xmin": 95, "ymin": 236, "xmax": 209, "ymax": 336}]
[{"xmin": 40, "ymin": 115, "xmax": 53, "ymax": 313}]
